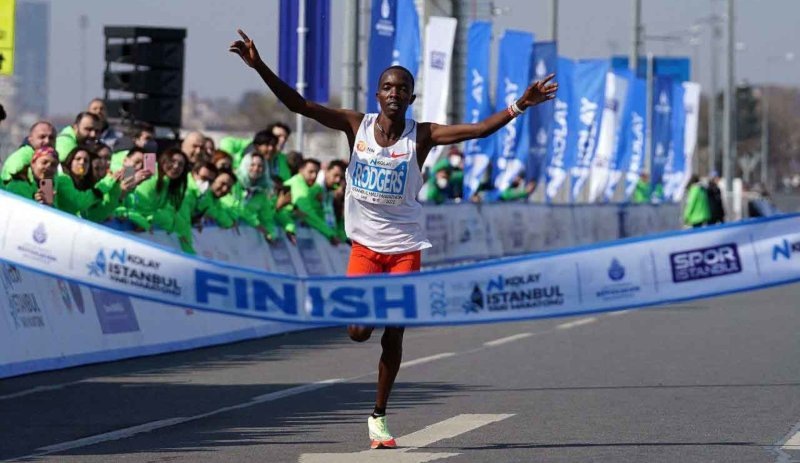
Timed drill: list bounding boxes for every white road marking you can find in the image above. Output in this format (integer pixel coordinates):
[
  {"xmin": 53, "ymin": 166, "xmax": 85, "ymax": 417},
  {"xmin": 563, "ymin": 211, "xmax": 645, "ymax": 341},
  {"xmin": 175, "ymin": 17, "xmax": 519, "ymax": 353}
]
[
  {"xmin": 0, "ymin": 383, "xmax": 77, "ymax": 400},
  {"xmin": 483, "ymin": 333, "xmax": 533, "ymax": 347},
  {"xmin": 401, "ymin": 353, "xmax": 455, "ymax": 368},
  {"xmin": 771, "ymin": 417, "xmax": 800, "ymax": 463},
  {"xmin": 15, "ymin": 379, "xmax": 343, "ymax": 461},
  {"xmin": 606, "ymin": 309, "xmax": 632, "ymax": 317},
  {"xmin": 299, "ymin": 414, "xmax": 514, "ymax": 463},
  {"xmin": 556, "ymin": 317, "xmax": 598, "ymax": 330}
]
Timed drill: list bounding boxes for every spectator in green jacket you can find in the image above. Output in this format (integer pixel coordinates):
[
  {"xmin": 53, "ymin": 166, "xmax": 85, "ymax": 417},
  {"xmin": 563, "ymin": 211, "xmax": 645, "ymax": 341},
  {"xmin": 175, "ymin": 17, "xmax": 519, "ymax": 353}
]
[
  {"xmin": 181, "ymin": 161, "xmax": 219, "ymax": 225},
  {"xmin": 683, "ymin": 174, "xmax": 711, "ymax": 228},
  {"xmin": 498, "ymin": 172, "xmax": 535, "ymax": 202},
  {"xmin": 128, "ymin": 148, "xmax": 194, "ymax": 252},
  {"xmin": 632, "ymin": 172, "xmax": 652, "ymax": 204},
  {"xmin": 182, "ymin": 131, "xmax": 207, "ymax": 168},
  {"xmin": 212, "ymin": 149, "xmax": 233, "ymax": 172},
  {"xmin": 316, "ymin": 159, "xmax": 347, "ymax": 242},
  {"xmin": 86, "ymin": 144, "xmax": 151, "ymax": 223},
  {"xmin": 285, "ymin": 158, "xmax": 340, "ymax": 245},
  {"xmin": 425, "ymin": 158, "xmax": 458, "ymax": 204},
  {"xmin": 194, "ymin": 169, "xmax": 237, "ymax": 229},
  {"xmin": 3, "ymin": 146, "xmax": 104, "ymax": 213},
  {"xmin": 55, "ymin": 112, "xmax": 101, "ymax": 162},
  {"xmin": 251, "ymin": 130, "xmax": 291, "ymax": 180},
  {"xmin": 110, "ymin": 122, "xmax": 156, "ymax": 172},
  {"xmin": 268, "ymin": 122, "xmax": 292, "ymax": 153},
  {"xmin": 1, "ymin": 121, "xmax": 57, "ymax": 182}
]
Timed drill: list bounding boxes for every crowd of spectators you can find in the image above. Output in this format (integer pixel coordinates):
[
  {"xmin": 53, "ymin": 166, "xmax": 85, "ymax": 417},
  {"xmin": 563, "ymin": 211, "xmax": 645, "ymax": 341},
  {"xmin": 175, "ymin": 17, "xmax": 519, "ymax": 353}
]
[{"xmin": 0, "ymin": 98, "xmax": 543, "ymax": 254}]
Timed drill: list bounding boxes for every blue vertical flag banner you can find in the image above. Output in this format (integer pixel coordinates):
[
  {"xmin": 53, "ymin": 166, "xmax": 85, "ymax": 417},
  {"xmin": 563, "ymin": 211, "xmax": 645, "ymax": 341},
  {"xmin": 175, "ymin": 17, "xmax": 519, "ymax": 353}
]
[
  {"xmin": 611, "ymin": 56, "xmax": 691, "ymax": 82},
  {"xmin": 527, "ymin": 41, "xmax": 558, "ymax": 184},
  {"xmin": 650, "ymin": 75, "xmax": 674, "ymax": 200},
  {"xmin": 601, "ymin": 69, "xmax": 632, "ymax": 201},
  {"xmin": 569, "ymin": 59, "xmax": 609, "ymax": 201},
  {"xmin": 367, "ymin": 0, "xmax": 397, "ymax": 113},
  {"xmin": 621, "ymin": 77, "xmax": 648, "ymax": 199},
  {"xmin": 663, "ymin": 81, "xmax": 686, "ymax": 202},
  {"xmin": 461, "ymin": 21, "xmax": 494, "ymax": 200},
  {"xmin": 493, "ymin": 30, "xmax": 534, "ymax": 191},
  {"xmin": 392, "ymin": 0, "xmax": 420, "ymax": 117},
  {"xmin": 544, "ymin": 57, "xmax": 575, "ymax": 201},
  {"xmin": 278, "ymin": 0, "xmax": 331, "ymax": 102}
]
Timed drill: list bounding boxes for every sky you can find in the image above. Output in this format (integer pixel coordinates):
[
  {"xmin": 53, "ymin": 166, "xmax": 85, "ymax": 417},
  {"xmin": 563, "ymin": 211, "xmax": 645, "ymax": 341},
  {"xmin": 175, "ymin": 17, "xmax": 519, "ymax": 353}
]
[{"xmin": 37, "ymin": 0, "xmax": 800, "ymax": 116}]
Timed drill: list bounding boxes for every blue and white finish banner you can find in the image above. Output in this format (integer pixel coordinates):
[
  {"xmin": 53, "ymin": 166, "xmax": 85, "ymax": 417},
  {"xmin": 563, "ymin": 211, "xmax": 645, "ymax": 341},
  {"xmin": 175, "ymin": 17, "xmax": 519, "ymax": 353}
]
[
  {"xmin": 1, "ymin": 191, "xmax": 797, "ymax": 329},
  {"xmin": 527, "ymin": 41, "xmax": 558, "ymax": 184},
  {"xmin": 569, "ymin": 59, "xmax": 610, "ymax": 201},
  {"xmin": 493, "ymin": 30, "xmax": 534, "ymax": 191},
  {"xmin": 545, "ymin": 57, "xmax": 575, "ymax": 201},
  {"xmin": 462, "ymin": 21, "xmax": 494, "ymax": 200}
]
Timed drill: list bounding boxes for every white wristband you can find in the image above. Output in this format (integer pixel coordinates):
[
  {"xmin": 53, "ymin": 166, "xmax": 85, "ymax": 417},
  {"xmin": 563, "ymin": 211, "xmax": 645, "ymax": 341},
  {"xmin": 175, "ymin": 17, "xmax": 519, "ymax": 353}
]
[{"xmin": 510, "ymin": 101, "xmax": 524, "ymax": 116}]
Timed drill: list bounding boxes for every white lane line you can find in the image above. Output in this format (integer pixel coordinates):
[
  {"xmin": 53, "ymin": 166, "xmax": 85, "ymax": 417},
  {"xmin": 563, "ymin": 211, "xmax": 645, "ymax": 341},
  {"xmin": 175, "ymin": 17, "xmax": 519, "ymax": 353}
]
[
  {"xmin": 12, "ymin": 350, "xmax": 469, "ymax": 461},
  {"xmin": 397, "ymin": 413, "xmax": 514, "ymax": 448},
  {"xmin": 18, "ymin": 379, "xmax": 343, "ymax": 461},
  {"xmin": 401, "ymin": 353, "xmax": 455, "ymax": 368},
  {"xmin": 783, "ymin": 431, "xmax": 800, "ymax": 449},
  {"xmin": 556, "ymin": 317, "xmax": 598, "ymax": 330},
  {"xmin": 483, "ymin": 333, "xmax": 533, "ymax": 347},
  {"xmin": 606, "ymin": 309, "xmax": 632, "ymax": 317},
  {"xmin": 299, "ymin": 414, "xmax": 514, "ymax": 463},
  {"xmin": 0, "ymin": 383, "xmax": 77, "ymax": 400}
]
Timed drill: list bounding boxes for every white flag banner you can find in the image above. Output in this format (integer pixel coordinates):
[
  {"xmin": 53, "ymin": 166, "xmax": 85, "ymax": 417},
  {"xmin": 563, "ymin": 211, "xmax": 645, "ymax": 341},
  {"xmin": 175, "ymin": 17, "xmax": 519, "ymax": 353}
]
[
  {"xmin": 676, "ymin": 81, "xmax": 701, "ymax": 201},
  {"xmin": 420, "ymin": 16, "xmax": 458, "ymax": 170},
  {"xmin": 588, "ymin": 72, "xmax": 629, "ymax": 202}
]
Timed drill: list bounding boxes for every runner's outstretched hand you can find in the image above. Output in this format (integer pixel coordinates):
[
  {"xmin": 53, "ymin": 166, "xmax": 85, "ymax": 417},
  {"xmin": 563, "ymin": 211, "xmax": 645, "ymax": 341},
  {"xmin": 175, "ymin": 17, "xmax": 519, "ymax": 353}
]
[
  {"xmin": 229, "ymin": 29, "xmax": 261, "ymax": 68},
  {"xmin": 518, "ymin": 74, "xmax": 558, "ymax": 109}
]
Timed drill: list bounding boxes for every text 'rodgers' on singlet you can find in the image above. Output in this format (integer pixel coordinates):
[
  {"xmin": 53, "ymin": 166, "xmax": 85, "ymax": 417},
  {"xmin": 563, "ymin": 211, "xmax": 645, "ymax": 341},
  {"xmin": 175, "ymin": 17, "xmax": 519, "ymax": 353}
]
[{"xmin": 344, "ymin": 113, "xmax": 432, "ymax": 254}]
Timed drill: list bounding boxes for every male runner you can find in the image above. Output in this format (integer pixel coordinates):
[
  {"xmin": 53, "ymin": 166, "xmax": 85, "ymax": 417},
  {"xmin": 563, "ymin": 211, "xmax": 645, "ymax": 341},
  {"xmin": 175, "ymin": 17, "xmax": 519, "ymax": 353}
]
[{"xmin": 230, "ymin": 29, "xmax": 557, "ymax": 449}]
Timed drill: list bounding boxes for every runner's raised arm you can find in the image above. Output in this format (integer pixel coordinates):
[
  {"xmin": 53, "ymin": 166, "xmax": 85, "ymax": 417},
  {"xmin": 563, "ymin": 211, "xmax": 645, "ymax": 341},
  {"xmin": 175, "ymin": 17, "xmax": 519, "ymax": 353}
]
[{"xmin": 229, "ymin": 30, "xmax": 363, "ymax": 146}]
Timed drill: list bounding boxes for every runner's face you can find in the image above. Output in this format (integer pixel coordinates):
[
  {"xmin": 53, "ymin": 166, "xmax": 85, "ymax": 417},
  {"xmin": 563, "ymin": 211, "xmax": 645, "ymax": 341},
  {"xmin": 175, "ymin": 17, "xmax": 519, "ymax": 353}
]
[{"xmin": 376, "ymin": 70, "xmax": 415, "ymax": 118}]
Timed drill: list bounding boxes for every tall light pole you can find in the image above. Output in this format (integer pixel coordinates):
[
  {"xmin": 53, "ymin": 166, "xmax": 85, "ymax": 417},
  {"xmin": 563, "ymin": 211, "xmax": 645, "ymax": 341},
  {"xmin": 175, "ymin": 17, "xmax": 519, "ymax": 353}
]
[
  {"xmin": 630, "ymin": 0, "xmax": 642, "ymax": 72},
  {"xmin": 762, "ymin": 52, "xmax": 796, "ymax": 188},
  {"xmin": 551, "ymin": 0, "xmax": 558, "ymax": 42},
  {"xmin": 294, "ymin": 0, "xmax": 307, "ymax": 152},
  {"xmin": 722, "ymin": 0, "xmax": 735, "ymax": 191},
  {"xmin": 342, "ymin": 0, "xmax": 360, "ymax": 111},
  {"xmin": 79, "ymin": 14, "xmax": 89, "ymax": 106}
]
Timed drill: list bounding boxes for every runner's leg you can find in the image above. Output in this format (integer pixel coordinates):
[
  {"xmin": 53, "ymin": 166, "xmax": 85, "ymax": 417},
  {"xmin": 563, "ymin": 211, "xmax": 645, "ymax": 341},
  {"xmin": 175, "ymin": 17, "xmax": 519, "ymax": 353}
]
[{"xmin": 346, "ymin": 242, "xmax": 381, "ymax": 342}]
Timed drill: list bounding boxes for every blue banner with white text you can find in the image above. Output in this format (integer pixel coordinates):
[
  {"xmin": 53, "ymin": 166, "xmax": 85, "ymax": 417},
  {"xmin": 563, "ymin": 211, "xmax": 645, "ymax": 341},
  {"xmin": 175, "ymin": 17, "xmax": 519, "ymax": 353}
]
[
  {"xmin": 663, "ymin": 81, "xmax": 686, "ymax": 202},
  {"xmin": 603, "ymin": 69, "xmax": 633, "ymax": 201},
  {"xmin": 650, "ymin": 76, "xmax": 674, "ymax": 200},
  {"xmin": 569, "ymin": 59, "xmax": 609, "ymax": 201},
  {"xmin": 279, "ymin": 0, "xmax": 331, "ymax": 102},
  {"xmin": 527, "ymin": 41, "xmax": 558, "ymax": 183},
  {"xmin": 392, "ymin": 0, "xmax": 420, "ymax": 118},
  {"xmin": 621, "ymin": 77, "xmax": 648, "ymax": 199},
  {"xmin": 492, "ymin": 30, "xmax": 534, "ymax": 191},
  {"xmin": 545, "ymin": 57, "xmax": 575, "ymax": 201},
  {"xmin": 462, "ymin": 21, "xmax": 494, "ymax": 200},
  {"xmin": 367, "ymin": 0, "xmax": 397, "ymax": 113}
]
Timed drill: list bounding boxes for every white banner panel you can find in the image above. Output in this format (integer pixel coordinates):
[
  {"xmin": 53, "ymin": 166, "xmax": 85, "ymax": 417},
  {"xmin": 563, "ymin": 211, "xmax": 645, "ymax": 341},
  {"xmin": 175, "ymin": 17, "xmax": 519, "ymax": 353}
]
[
  {"xmin": 676, "ymin": 81, "xmax": 702, "ymax": 201},
  {"xmin": 588, "ymin": 72, "xmax": 629, "ymax": 202},
  {"xmin": 420, "ymin": 16, "xmax": 458, "ymax": 170}
]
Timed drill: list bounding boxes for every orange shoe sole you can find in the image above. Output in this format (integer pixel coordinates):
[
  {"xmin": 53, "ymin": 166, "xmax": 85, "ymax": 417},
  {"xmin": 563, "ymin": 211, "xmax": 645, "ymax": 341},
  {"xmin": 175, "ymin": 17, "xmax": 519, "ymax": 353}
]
[{"xmin": 370, "ymin": 438, "xmax": 397, "ymax": 449}]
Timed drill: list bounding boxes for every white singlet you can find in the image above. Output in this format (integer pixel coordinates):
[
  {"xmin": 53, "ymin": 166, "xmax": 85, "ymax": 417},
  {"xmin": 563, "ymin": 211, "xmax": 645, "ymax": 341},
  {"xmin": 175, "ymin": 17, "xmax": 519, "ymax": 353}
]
[{"xmin": 344, "ymin": 113, "xmax": 432, "ymax": 254}]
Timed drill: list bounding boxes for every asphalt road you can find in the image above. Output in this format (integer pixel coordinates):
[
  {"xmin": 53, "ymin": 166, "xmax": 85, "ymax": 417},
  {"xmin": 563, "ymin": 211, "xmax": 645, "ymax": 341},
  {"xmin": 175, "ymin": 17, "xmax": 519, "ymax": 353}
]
[{"xmin": 2, "ymin": 283, "xmax": 800, "ymax": 463}]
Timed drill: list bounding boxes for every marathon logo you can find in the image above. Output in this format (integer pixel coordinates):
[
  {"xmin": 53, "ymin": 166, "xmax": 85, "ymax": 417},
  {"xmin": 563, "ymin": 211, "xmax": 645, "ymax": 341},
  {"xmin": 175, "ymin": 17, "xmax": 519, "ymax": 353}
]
[
  {"xmin": 670, "ymin": 243, "xmax": 742, "ymax": 283},
  {"xmin": 772, "ymin": 238, "xmax": 800, "ymax": 261},
  {"xmin": 351, "ymin": 160, "xmax": 407, "ymax": 195}
]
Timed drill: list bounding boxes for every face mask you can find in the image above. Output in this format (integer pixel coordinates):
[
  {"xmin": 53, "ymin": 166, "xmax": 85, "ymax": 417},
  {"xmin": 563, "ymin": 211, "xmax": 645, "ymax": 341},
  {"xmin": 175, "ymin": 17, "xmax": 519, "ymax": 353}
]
[
  {"xmin": 449, "ymin": 155, "xmax": 461, "ymax": 168},
  {"xmin": 196, "ymin": 180, "xmax": 209, "ymax": 194},
  {"xmin": 436, "ymin": 177, "xmax": 449, "ymax": 190}
]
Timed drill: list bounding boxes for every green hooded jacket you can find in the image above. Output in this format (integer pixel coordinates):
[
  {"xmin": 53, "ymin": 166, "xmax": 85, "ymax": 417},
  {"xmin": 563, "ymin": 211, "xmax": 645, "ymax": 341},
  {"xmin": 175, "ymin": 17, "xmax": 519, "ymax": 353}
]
[
  {"xmin": 1, "ymin": 145, "xmax": 34, "ymax": 182},
  {"xmin": 55, "ymin": 126, "xmax": 77, "ymax": 162},
  {"xmin": 284, "ymin": 173, "xmax": 337, "ymax": 240},
  {"xmin": 683, "ymin": 184, "xmax": 711, "ymax": 226},
  {"xmin": 3, "ymin": 171, "xmax": 103, "ymax": 214}
]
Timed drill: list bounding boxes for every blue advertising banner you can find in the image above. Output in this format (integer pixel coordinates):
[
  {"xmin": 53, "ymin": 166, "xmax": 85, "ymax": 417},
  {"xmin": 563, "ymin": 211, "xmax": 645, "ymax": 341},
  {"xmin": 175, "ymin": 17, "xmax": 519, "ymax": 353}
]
[
  {"xmin": 527, "ymin": 41, "xmax": 558, "ymax": 183},
  {"xmin": 462, "ymin": 21, "xmax": 494, "ymax": 200},
  {"xmin": 663, "ymin": 81, "xmax": 686, "ymax": 202},
  {"xmin": 367, "ymin": 0, "xmax": 397, "ymax": 113},
  {"xmin": 569, "ymin": 59, "xmax": 609, "ymax": 201},
  {"xmin": 602, "ymin": 69, "xmax": 633, "ymax": 201},
  {"xmin": 392, "ymin": 0, "xmax": 420, "ymax": 118},
  {"xmin": 621, "ymin": 77, "xmax": 648, "ymax": 199},
  {"xmin": 278, "ymin": 0, "xmax": 331, "ymax": 102},
  {"xmin": 651, "ymin": 76, "xmax": 674, "ymax": 200},
  {"xmin": 492, "ymin": 30, "xmax": 534, "ymax": 191},
  {"xmin": 545, "ymin": 57, "xmax": 574, "ymax": 201},
  {"xmin": 611, "ymin": 56, "xmax": 691, "ymax": 82}
]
